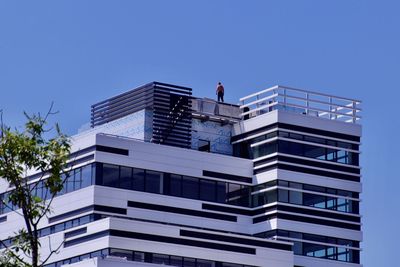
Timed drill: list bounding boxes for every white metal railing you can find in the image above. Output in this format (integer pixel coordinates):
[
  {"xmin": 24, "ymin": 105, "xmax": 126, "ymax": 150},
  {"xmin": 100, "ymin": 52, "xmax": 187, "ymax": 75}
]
[{"xmin": 239, "ymin": 85, "xmax": 362, "ymax": 124}]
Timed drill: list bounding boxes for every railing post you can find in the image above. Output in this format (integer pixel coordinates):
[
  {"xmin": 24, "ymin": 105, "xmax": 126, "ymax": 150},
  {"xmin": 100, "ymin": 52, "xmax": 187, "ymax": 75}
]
[
  {"xmin": 329, "ymin": 97, "xmax": 332, "ymax": 120},
  {"xmin": 256, "ymin": 94, "xmax": 260, "ymax": 115},
  {"xmin": 283, "ymin": 87, "xmax": 287, "ymax": 109},
  {"xmin": 352, "ymin": 101, "xmax": 356, "ymax": 123},
  {"xmin": 306, "ymin": 93, "xmax": 309, "ymax": 115}
]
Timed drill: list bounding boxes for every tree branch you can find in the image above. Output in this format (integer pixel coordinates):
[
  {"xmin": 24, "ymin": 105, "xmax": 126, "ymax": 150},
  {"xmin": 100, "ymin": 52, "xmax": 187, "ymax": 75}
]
[
  {"xmin": 39, "ymin": 237, "xmax": 64, "ymax": 266},
  {"xmin": 0, "ymin": 239, "xmax": 30, "ymax": 266}
]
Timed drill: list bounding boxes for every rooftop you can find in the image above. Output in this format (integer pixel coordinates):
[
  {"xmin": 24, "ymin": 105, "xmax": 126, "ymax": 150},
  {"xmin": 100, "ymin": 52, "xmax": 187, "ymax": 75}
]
[{"xmin": 240, "ymin": 85, "xmax": 362, "ymax": 124}]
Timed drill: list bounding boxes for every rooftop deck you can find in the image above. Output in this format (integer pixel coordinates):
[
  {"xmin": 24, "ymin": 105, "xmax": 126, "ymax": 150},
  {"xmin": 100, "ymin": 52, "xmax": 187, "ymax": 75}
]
[{"xmin": 239, "ymin": 85, "xmax": 362, "ymax": 124}]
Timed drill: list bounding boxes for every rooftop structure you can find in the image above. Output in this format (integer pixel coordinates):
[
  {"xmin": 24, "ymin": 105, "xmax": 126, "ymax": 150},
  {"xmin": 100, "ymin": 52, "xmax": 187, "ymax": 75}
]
[{"xmin": 0, "ymin": 82, "xmax": 362, "ymax": 267}]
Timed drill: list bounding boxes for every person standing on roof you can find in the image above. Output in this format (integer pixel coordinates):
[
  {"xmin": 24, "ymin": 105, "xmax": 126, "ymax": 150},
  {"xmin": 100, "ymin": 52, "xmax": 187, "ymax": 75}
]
[{"xmin": 216, "ymin": 82, "xmax": 225, "ymax": 103}]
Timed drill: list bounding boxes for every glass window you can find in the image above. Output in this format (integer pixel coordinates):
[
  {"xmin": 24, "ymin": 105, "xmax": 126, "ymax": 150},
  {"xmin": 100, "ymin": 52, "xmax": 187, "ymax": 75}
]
[
  {"xmin": 337, "ymin": 141, "xmax": 352, "ymax": 149},
  {"xmin": 304, "ymin": 193, "xmax": 326, "ymax": 209},
  {"xmin": 109, "ymin": 249, "xmax": 132, "ymax": 260},
  {"xmin": 303, "ymin": 184, "xmax": 325, "ymax": 193},
  {"xmin": 200, "ymin": 179, "xmax": 216, "ymax": 202},
  {"xmin": 349, "ymin": 152, "xmax": 359, "ymax": 165},
  {"xmin": 146, "ymin": 171, "xmax": 162, "ymax": 194},
  {"xmin": 278, "ymin": 189, "xmax": 289, "ymax": 203},
  {"xmin": 265, "ymin": 189, "xmax": 277, "ymax": 203},
  {"xmin": 119, "ymin": 166, "xmax": 132, "ymax": 190},
  {"xmin": 170, "ymin": 256, "xmax": 183, "ymax": 267},
  {"xmin": 337, "ymin": 150, "xmax": 348, "ymax": 164},
  {"xmin": 80, "ymin": 215, "xmax": 90, "ymax": 225},
  {"xmin": 216, "ymin": 181, "xmax": 227, "ymax": 203},
  {"xmin": 182, "ymin": 176, "xmax": 199, "ymax": 199},
  {"xmin": 304, "ymin": 136, "xmax": 325, "ymax": 144},
  {"xmin": 326, "ymin": 195, "xmax": 337, "ymax": 210},
  {"xmin": 278, "ymin": 180, "xmax": 289, "ymax": 187},
  {"xmin": 134, "ymin": 252, "xmax": 145, "ymax": 262},
  {"xmin": 54, "ymin": 223, "xmax": 64, "ymax": 233},
  {"xmin": 278, "ymin": 131, "xmax": 289, "ymax": 138},
  {"xmin": 90, "ymin": 250, "xmax": 102, "ymax": 258},
  {"xmin": 152, "ymin": 254, "xmax": 169, "ymax": 264},
  {"xmin": 79, "ymin": 254, "xmax": 90, "ymax": 261},
  {"xmin": 292, "ymin": 241, "xmax": 303, "ymax": 255},
  {"xmin": 102, "ymin": 164, "xmax": 119, "ymax": 187},
  {"xmin": 65, "ymin": 171, "xmax": 74, "ymax": 193},
  {"xmin": 238, "ymin": 186, "xmax": 250, "ymax": 207},
  {"xmin": 228, "ymin": 183, "xmax": 242, "ymax": 198},
  {"xmin": 222, "ymin": 263, "xmax": 242, "ymax": 267},
  {"xmin": 267, "ymin": 131, "xmax": 278, "ymax": 138},
  {"xmin": 288, "ymin": 142, "xmax": 303, "ymax": 156},
  {"xmin": 304, "ymin": 242, "xmax": 326, "ymax": 258},
  {"xmin": 81, "ymin": 165, "xmax": 92, "ymax": 188},
  {"xmin": 289, "ymin": 190, "xmax": 302, "ymax": 205},
  {"xmin": 289, "ymin": 133, "xmax": 303, "ymax": 140},
  {"xmin": 277, "ymin": 230, "xmax": 289, "ymax": 237},
  {"xmin": 327, "ymin": 140, "xmax": 336, "ymax": 147},
  {"xmin": 73, "ymin": 168, "xmax": 82, "ymax": 190},
  {"xmin": 288, "ymin": 182, "xmax": 302, "ymax": 204},
  {"xmin": 337, "ymin": 247, "xmax": 349, "ymax": 261},
  {"xmin": 91, "ymin": 163, "xmax": 96, "ymax": 185},
  {"xmin": 197, "ymin": 259, "xmax": 215, "ymax": 267},
  {"xmin": 252, "ymin": 141, "xmax": 277, "ymax": 158},
  {"xmin": 337, "ymin": 197, "xmax": 349, "ymax": 212},
  {"xmin": 326, "ymin": 148, "xmax": 336, "ymax": 161},
  {"xmin": 304, "ymin": 145, "xmax": 326, "ymax": 160},
  {"xmin": 183, "ymin": 258, "xmax": 196, "ymax": 267},
  {"xmin": 64, "ymin": 220, "xmax": 72, "ymax": 229},
  {"xmin": 36, "ymin": 181, "xmax": 44, "ymax": 200},
  {"xmin": 72, "ymin": 218, "xmax": 79, "ymax": 227},
  {"xmin": 133, "ymin": 168, "xmax": 145, "ymax": 191},
  {"xmin": 327, "ymin": 246, "xmax": 337, "ymax": 260},
  {"xmin": 40, "ymin": 227, "xmax": 50, "ymax": 237},
  {"xmin": 169, "ymin": 174, "xmax": 182, "ymax": 197},
  {"xmin": 251, "ymin": 135, "xmax": 265, "ymax": 144},
  {"xmin": 252, "ymin": 192, "xmax": 264, "ymax": 207}
]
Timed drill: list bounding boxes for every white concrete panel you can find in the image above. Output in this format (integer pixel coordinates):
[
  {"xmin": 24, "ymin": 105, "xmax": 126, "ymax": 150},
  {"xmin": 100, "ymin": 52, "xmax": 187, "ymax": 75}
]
[
  {"xmin": 278, "ymin": 110, "xmax": 362, "ymax": 137},
  {"xmin": 95, "ymin": 134, "xmax": 253, "ymax": 181}
]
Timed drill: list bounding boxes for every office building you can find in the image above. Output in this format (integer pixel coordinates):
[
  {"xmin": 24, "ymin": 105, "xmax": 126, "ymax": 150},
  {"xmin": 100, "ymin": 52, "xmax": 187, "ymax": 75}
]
[{"xmin": 0, "ymin": 82, "xmax": 362, "ymax": 267}]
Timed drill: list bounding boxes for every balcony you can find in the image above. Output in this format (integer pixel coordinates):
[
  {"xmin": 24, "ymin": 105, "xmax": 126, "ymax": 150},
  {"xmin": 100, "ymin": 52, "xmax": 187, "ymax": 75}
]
[{"xmin": 239, "ymin": 85, "xmax": 361, "ymax": 124}]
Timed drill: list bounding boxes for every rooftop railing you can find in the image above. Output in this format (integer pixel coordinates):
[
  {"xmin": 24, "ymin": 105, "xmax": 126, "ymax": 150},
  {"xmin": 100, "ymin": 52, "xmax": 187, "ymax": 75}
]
[{"xmin": 239, "ymin": 85, "xmax": 362, "ymax": 124}]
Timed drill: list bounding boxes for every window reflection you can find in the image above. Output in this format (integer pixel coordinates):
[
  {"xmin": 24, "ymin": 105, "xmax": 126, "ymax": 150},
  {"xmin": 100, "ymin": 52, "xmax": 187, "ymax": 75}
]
[
  {"xmin": 233, "ymin": 130, "xmax": 359, "ymax": 166},
  {"xmin": 44, "ymin": 248, "xmax": 255, "ymax": 267},
  {"xmin": 257, "ymin": 230, "xmax": 359, "ymax": 264}
]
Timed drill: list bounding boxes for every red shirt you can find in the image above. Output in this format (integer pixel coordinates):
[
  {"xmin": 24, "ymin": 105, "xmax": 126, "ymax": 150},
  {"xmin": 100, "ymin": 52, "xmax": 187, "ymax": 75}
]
[{"xmin": 216, "ymin": 84, "xmax": 224, "ymax": 94}]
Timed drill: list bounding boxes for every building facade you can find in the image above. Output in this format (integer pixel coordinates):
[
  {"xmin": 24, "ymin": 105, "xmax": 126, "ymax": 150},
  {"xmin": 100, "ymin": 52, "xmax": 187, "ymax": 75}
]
[{"xmin": 0, "ymin": 82, "xmax": 362, "ymax": 267}]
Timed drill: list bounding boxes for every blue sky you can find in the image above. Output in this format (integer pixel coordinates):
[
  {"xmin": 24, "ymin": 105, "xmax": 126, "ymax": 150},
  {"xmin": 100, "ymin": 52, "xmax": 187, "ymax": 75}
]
[{"xmin": 0, "ymin": 1, "xmax": 398, "ymax": 265}]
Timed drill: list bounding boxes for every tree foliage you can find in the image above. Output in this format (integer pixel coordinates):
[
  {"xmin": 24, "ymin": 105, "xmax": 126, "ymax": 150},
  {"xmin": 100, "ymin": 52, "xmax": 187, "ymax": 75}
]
[{"xmin": 0, "ymin": 107, "xmax": 70, "ymax": 267}]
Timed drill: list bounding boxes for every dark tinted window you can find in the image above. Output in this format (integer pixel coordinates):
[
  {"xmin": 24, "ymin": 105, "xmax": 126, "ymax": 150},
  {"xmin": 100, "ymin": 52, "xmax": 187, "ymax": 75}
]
[
  {"xmin": 110, "ymin": 249, "xmax": 133, "ymax": 261},
  {"xmin": 133, "ymin": 169, "xmax": 145, "ymax": 191},
  {"xmin": 199, "ymin": 179, "xmax": 216, "ymax": 202},
  {"xmin": 182, "ymin": 176, "xmax": 199, "ymax": 199},
  {"xmin": 216, "ymin": 182, "xmax": 227, "ymax": 203},
  {"xmin": 146, "ymin": 171, "xmax": 162, "ymax": 194},
  {"xmin": 278, "ymin": 189, "xmax": 289, "ymax": 202},
  {"xmin": 81, "ymin": 165, "xmax": 92, "ymax": 188},
  {"xmin": 73, "ymin": 169, "xmax": 82, "ymax": 191},
  {"xmin": 152, "ymin": 254, "xmax": 169, "ymax": 264},
  {"xmin": 103, "ymin": 164, "xmax": 119, "ymax": 187},
  {"xmin": 120, "ymin": 166, "xmax": 132, "ymax": 189},
  {"xmin": 169, "ymin": 174, "xmax": 182, "ymax": 197}
]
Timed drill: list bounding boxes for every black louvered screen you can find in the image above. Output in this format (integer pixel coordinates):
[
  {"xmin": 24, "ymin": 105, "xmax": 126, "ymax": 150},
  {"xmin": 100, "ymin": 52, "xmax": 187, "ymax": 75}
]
[
  {"xmin": 152, "ymin": 82, "xmax": 192, "ymax": 148},
  {"xmin": 91, "ymin": 82, "xmax": 192, "ymax": 149}
]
